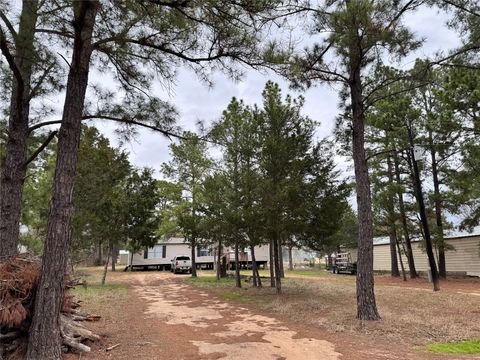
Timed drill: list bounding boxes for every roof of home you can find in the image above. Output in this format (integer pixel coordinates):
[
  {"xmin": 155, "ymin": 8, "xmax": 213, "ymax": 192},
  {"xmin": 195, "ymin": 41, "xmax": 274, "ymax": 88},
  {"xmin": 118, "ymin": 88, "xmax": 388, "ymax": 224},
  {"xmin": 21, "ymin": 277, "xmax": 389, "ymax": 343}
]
[{"xmin": 373, "ymin": 226, "xmax": 480, "ymax": 246}]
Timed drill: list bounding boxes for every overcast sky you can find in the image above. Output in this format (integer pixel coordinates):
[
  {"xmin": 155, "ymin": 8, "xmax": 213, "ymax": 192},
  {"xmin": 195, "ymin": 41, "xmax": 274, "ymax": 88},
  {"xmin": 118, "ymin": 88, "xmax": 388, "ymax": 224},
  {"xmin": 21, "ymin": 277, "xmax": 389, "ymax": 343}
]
[{"xmin": 95, "ymin": 6, "xmax": 461, "ymax": 180}]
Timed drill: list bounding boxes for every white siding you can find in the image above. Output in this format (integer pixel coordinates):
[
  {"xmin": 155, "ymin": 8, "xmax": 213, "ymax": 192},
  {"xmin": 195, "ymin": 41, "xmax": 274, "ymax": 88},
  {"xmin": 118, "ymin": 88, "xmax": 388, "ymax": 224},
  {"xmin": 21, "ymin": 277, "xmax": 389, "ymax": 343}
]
[
  {"xmin": 128, "ymin": 239, "xmax": 270, "ymax": 266},
  {"xmin": 373, "ymin": 236, "xmax": 480, "ymax": 274}
]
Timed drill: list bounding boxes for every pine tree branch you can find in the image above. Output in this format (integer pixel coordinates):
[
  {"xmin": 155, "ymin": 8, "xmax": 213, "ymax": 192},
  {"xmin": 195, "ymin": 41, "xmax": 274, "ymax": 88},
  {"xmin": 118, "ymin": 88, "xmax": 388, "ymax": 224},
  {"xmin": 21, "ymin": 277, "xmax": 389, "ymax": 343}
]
[
  {"xmin": 440, "ymin": 0, "xmax": 480, "ymax": 18},
  {"xmin": 24, "ymin": 130, "xmax": 57, "ymax": 167},
  {"xmin": 0, "ymin": 9, "xmax": 17, "ymax": 41},
  {"xmin": 0, "ymin": 26, "xmax": 23, "ymax": 87},
  {"xmin": 29, "ymin": 62, "xmax": 56, "ymax": 100},
  {"xmin": 27, "ymin": 115, "xmax": 185, "ymax": 140}
]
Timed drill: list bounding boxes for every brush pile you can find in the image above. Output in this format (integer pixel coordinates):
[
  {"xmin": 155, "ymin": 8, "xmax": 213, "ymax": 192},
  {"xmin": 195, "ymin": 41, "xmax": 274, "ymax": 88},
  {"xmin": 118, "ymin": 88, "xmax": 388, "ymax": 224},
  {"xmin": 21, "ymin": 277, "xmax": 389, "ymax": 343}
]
[{"xmin": 0, "ymin": 255, "xmax": 100, "ymax": 358}]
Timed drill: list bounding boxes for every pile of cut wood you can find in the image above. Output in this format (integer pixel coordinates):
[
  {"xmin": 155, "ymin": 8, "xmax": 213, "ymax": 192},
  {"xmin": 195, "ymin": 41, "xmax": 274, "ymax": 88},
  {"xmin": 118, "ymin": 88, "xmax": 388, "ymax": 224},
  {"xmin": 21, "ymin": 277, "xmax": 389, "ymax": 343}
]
[{"xmin": 0, "ymin": 255, "xmax": 100, "ymax": 358}]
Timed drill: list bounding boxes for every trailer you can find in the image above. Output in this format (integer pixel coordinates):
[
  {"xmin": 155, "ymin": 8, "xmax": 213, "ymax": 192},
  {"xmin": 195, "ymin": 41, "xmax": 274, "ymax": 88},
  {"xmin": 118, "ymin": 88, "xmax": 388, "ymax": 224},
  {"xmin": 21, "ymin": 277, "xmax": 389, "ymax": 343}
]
[{"xmin": 331, "ymin": 252, "xmax": 357, "ymax": 275}]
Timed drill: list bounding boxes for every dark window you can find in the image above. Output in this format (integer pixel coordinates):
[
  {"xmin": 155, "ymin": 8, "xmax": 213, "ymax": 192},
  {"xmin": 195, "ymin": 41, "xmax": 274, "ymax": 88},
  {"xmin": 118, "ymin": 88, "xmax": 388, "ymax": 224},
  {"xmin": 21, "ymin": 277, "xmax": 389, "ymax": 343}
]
[
  {"xmin": 143, "ymin": 247, "xmax": 148, "ymax": 259},
  {"xmin": 162, "ymin": 245, "xmax": 166, "ymax": 258},
  {"xmin": 176, "ymin": 256, "xmax": 190, "ymax": 260}
]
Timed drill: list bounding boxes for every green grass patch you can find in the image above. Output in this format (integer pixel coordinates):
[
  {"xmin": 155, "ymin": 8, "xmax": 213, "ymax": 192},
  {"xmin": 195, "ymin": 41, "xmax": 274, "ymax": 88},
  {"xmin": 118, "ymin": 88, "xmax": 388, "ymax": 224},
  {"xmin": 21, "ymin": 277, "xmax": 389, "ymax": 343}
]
[
  {"xmin": 74, "ymin": 283, "xmax": 128, "ymax": 293},
  {"xmin": 426, "ymin": 339, "xmax": 480, "ymax": 354},
  {"xmin": 184, "ymin": 275, "xmax": 234, "ymax": 285}
]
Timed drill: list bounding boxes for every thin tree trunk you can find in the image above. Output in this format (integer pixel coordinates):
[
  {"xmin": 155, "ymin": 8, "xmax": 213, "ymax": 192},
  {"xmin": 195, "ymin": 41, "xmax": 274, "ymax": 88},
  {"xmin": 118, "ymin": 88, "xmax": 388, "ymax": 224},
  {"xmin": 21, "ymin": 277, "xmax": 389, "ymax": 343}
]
[
  {"xmin": 128, "ymin": 251, "xmax": 134, "ymax": 271},
  {"xmin": 269, "ymin": 238, "xmax": 275, "ymax": 288},
  {"xmin": 288, "ymin": 245, "xmax": 293, "ymax": 271},
  {"xmin": 349, "ymin": 64, "xmax": 380, "ymax": 320},
  {"xmin": 407, "ymin": 122, "xmax": 440, "ymax": 291},
  {"xmin": 386, "ymin": 154, "xmax": 400, "ymax": 277},
  {"xmin": 429, "ymin": 132, "xmax": 446, "ymax": 278},
  {"xmin": 0, "ymin": 0, "xmax": 39, "ymax": 259},
  {"xmin": 234, "ymin": 241, "xmax": 241, "ymax": 288},
  {"xmin": 26, "ymin": 3, "xmax": 98, "ymax": 359},
  {"xmin": 394, "ymin": 152, "xmax": 417, "ymax": 278},
  {"xmin": 273, "ymin": 231, "xmax": 282, "ymax": 294},
  {"xmin": 111, "ymin": 243, "xmax": 117, "ymax": 272},
  {"xmin": 216, "ymin": 240, "xmax": 222, "ymax": 280},
  {"xmin": 396, "ymin": 236, "xmax": 407, "ymax": 281},
  {"xmin": 278, "ymin": 238, "xmax": 285, "ymax": 278},
  {"xmin": 101, "ymin": 246, "xmax": 111, "ymax": 285},
  {"xmin": 96, "ymin": 239, "xmax": 102, "ymax": 266},
  {"xmin": 191, "ymin": 238, "xmax": 197, "ymax": 278},
  {"xmin": 250, "ymin": 245, "xmax": 262, "ymax": 287}
]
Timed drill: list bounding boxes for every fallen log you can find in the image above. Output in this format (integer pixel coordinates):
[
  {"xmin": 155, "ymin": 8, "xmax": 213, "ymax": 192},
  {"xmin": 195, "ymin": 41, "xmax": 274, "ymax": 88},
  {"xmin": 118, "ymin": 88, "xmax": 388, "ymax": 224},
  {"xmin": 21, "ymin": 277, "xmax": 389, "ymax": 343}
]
[
  {"xmin": 61, "ymin": 314, "xmax": 100, "ymax": 342},
  {"xmin": 61, "ymin": 334, "xmax": 91, "ymax": 353},
  {"xmin": 71, "ymin": 309, "xmax": 101, "ymax": 321}
]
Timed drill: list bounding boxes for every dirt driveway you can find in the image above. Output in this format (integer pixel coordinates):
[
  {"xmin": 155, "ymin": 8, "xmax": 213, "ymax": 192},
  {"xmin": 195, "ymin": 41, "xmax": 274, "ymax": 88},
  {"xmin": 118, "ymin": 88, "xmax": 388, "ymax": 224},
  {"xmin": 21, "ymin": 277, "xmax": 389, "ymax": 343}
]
[{"xmin": 73, "ymin": 272, "xmax": 478, "ymax": 360}]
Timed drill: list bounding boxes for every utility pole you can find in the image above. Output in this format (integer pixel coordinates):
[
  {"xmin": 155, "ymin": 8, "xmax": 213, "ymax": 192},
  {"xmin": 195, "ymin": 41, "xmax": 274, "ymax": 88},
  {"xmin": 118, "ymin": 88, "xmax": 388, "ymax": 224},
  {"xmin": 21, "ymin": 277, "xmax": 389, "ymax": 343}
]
[{"xmin": 406, "ymin": 120, "xmax": 440, "ymax": 291}]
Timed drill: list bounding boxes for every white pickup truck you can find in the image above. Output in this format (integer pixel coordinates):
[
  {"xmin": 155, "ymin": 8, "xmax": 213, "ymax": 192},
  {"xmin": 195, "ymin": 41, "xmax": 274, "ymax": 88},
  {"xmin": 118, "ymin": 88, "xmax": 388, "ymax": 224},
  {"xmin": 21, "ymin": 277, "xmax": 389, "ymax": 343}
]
[{"xmin": 171, "ymin": 255, "xmax": 192, "ymax": 274}]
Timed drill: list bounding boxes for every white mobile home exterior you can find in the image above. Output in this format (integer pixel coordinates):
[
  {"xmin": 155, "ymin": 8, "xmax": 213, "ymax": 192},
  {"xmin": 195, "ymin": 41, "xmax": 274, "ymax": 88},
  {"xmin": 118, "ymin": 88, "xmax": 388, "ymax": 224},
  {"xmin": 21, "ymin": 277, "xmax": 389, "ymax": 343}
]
[
  {"xmin": 126, "ymin": 237, "xmax": 270, "ymax": 270},
  {"xmin": 371, "ymin": 233, "xmax": 480, "ymax": 276}
]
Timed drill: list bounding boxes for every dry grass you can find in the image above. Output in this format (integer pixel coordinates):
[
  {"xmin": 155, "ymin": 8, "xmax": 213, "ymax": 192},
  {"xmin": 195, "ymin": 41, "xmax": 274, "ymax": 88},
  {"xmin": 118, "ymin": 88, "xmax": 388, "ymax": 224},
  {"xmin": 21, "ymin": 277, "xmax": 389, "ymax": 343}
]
[
  {"xmin": 188, "ymin": 271, "xmax": 480, "ymax": 347},
  {"xmin": 71, "ymin": 268, "xmax": 129, "ymax": 320}
]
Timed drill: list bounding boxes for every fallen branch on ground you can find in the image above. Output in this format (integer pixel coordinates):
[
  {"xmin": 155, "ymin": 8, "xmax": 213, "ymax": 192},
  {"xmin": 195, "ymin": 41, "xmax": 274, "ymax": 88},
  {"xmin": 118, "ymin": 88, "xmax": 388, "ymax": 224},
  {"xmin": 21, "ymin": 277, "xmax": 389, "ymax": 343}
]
[{"xmin": 0, "ymin": 255, "xmax": 101, "ymax": 358}]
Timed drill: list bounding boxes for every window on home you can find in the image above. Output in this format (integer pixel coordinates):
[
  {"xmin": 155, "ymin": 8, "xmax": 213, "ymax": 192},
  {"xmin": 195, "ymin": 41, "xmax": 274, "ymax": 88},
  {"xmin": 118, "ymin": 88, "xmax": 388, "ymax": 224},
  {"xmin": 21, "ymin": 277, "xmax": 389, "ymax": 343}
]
[
  {"xmin": 147, "ymin": 245, "xmax": 166, "ymax": 259},
  {"xmin": 197, "ymin": 246, "xmax": 212, "ymax": 257}
]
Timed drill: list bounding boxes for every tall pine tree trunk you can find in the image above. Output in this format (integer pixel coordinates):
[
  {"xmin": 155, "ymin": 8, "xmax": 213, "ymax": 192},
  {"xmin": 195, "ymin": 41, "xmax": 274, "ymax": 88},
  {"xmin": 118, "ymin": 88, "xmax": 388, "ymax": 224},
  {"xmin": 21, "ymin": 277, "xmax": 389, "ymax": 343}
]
[
  {"xmin": 288, "ymin": 245, "xmax": 293, "ymax": 271},
  {"xmin": 111, "ymin": 243, "xmax": 117, "ymax": 272},
  {"xmin": 273, "ymin": 231, "xmax": 282, "ymax": 294},
  {"xmin": 387, "ymin": 154, "xmax": 400, "ymax": 277},
  {"xmin": 0, "ymin": 0, "xmax": 38, "ymax": 259},
  {"xmin": 234, "ymin": 241, "xmax": 241, "ymax": 288},
  {"xmin": 278, "ymin": 238, "xmax": 284, "ymax": 278},
  {"xmin": 396, "ymin": 236, "xmax": 407, "ymax": 281},
  {"xmin": 191, "ymin": 238, "xmax": 197, "ymax": 278},
  {"xmin": 394, "ymin": 152, "xmax": 417, "ymax": 278},
  {"xmin": 349, "ymin": 65, "xmax": 380, "ymax": 320},
  {"xmin": 216, "ymin": 240, "xmax": 222, "ymax": 280},
  {"xmin": 250, "ymin": 245, "xmax": 261, "ymax": 287},
  {"xmin": 429, "ymin": 132, "xmax": 446, "ymax": 278},
  {"xmin": 269, "ymin": 238, "xmax": 275, "ymax": 288},
  {"xmin": 26, "ymin": 3, "xmax": 98, "ymax": 358},
  {"xmin": 101, "ymin": 246, "xmax": 111, "ymax": 285}
]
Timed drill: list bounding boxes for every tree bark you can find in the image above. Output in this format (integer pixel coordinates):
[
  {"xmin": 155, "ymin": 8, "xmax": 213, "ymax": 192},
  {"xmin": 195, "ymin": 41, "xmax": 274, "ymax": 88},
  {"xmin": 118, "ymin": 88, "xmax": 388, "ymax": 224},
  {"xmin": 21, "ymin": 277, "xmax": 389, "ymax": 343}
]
[
  {"xmin": 273, "ymin": 231, "xmax": 282, "ymax": 294},
  {"xmin": 429, "ymin": 132, "xmax": 446, "ymax": 278},
  {"xmin": 251, "ymin": 245, "xmax": 262, "ymax": 287},
  {"xmin": 26, "ymin": 3, "xmax": 98, "ymax": 359},
  {"xmin": 288, "ymin": 245, "xmax": 293, "ymax": 271},
  {"xmin": 278, "ymin": 238, "xmax": 284, "ymax": 278},
  {"xmin": 349, "ymin": 65, "xmax": 380, "ymax": 320},
  {"xmin": 0, "ymin": 0, "xmax": 39, "ymax": 259},
  {"xmin": 396, "ymin": 235, "xmax": 407, "ymax": 281},
  {"xmin": 111, "ymin": 243, "xmax": 117, "ymax": 272},
  {"xmin": 129, "ymin": 251, "xmax": 134, "ymax": 271},
  {"xmin": 386, "ymin": 154, "xmax": 400, "ymax": 277},
  {"xmin": 269, "ymin": 238, "xmax": 275, "ymax": 288},
  {"xmin": 234, "ymin": 241, "xmax": 241, "ymax": 288},
  {"xmin": 101, "ymin": 246, "xmax": 110, "ymax": 285},
  {"xmin": 191, "ymin": 238, "xmax": 197, "ymax": 278},
  {"xmin": 407, "ymin": 122, "xmax": 440, "ymax": 291},
  {"xmin": 393, "ymin": 152, "xmax": 417, "ymax": 278},
  {"xmin": 216, "ymin": 240, "xmax": 222, "ymax": 280}
]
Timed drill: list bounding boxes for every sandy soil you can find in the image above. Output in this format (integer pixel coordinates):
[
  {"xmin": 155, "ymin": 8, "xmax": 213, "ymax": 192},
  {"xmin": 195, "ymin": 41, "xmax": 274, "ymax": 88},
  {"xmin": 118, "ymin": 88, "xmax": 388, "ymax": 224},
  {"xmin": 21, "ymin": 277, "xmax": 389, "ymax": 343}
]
[{"xmin": 67, "ymin": 272, "xmax": 480, "ymax": 360}]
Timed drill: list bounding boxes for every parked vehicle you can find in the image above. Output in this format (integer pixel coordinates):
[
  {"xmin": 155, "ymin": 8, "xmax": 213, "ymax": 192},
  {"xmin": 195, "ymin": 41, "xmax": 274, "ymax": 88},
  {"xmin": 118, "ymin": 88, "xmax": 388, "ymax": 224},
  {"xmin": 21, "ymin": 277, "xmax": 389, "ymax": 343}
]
[
  {"xmin": 171, "ymin": 255, "xmax": 192, "ymax": 274},
  {"xmin": 331, "ymin": 252, "xmax": 357, "ymax": 275}
]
